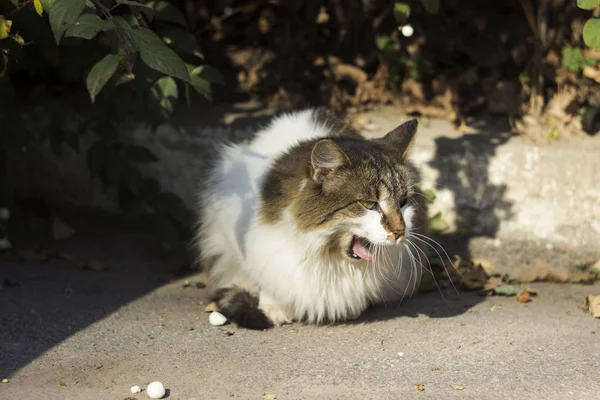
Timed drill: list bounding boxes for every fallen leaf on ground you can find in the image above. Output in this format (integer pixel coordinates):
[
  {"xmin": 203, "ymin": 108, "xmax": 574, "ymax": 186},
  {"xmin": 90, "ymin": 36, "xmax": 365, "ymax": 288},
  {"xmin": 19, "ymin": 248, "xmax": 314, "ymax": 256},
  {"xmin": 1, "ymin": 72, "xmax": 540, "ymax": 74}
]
[
  {"xmin": 590, "ymin": 259, "xmax": 600, "ymax": 274},
  {"xmin": 570, "ymin": 271, "xmax": 599, "ymax": 284},
  {"xmin": 225, "ymin": 330, "xmax": 234, "ymax": 336},
  {"xmin": 451, "ymin": 385, "xmax": 465, "ymax": 390},
  {"xmin": 516, "ymin": 291, "xmax": 531, "ymax": 303},
  {"xmin": 52, "ymin": 216, "xmax": 75, "ymax": 240},
  {"xmin": 413, "ymin": 384, "xmax": 425, "ymax": 392},
  {"xmin": 519, "ymin": 260, "xmax": 569, "ymax": 283},
  {"xmin": 492, "ymin": 284, "xmax": 521, "ymax": 296},
  {"xmin": 483, "ymin": 276, "xmax": 504, "ymax": 291},
  {"xmin": 262, "ymin": 394, "xmax": 276, "ymax": 400},
  {"xmin": 2, "ymin": 378, "xmax": 8, "ymax": 383},
  {"xmin": 80, "ymin": 260, "xmax": 107, "ymax": 272},
  {"xmin": 472, "ymin": 258, "xmax": 495, "ymax": 274},
  {"xmin": 585, "ymin": 296, "xmax": 600, "ymax": 318},
  {"xmin": 489, "ymin": 305, "xmax": 503, "ymax": 312},
  {"xmin": 57, "ymin": 381, "xmax": 67, "ymax": 387}
]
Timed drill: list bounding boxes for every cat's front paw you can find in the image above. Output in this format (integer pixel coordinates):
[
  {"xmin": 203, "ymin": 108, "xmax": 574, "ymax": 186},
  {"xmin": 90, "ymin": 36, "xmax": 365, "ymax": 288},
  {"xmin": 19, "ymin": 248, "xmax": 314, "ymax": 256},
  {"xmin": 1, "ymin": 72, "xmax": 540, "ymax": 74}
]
[{"xmin": 260, "ymin": 304, "xmax": 293, "ymax": 326}]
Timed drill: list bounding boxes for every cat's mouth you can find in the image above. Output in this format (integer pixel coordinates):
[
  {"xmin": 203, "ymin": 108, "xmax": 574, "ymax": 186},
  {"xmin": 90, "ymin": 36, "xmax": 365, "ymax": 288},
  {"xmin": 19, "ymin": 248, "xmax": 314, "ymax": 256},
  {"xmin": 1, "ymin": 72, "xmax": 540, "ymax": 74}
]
[{"xmin": 349, "ymin": 236, "xmax": 374, "ymax": 261}]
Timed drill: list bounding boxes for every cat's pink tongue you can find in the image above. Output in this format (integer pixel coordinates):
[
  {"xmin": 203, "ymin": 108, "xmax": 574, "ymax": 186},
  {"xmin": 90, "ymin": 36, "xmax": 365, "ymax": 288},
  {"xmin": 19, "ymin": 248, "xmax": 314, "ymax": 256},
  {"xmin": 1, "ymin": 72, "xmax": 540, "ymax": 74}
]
[{"xmin": 352, "ymin": 238, "xmax": 374, "ymax": 261}]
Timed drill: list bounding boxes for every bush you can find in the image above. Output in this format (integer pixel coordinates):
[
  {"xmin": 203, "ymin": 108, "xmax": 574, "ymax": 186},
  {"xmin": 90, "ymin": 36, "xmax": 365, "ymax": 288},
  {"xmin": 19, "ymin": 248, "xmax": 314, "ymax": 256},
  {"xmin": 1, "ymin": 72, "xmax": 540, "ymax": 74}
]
[{"xmin": 0, "ymin": 0, "xmax": 223, "ymax": 260}]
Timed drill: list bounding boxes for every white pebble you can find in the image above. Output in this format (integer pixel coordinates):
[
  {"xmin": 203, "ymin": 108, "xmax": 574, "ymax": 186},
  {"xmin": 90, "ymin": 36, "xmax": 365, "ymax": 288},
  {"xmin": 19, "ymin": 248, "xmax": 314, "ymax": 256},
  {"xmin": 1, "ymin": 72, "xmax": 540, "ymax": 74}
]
[
  {"xmin": 130, "ymin": 385, "xmax": 142, "ymax": 393},
  {"xmin": 397, "ymin": 352, "xmax": 405, "ymax": 357},
  {"xmin": 0, "ymin": 208, "xmax": 9, "ymax": 220},
  {"xmin": 401, "ymin": 24, "xmax": 414, "ymax": 37},
  {"xmin": 146, "ymin": 381, "xmax": 166, "ymax": 399},
  {"xmin": 209, "ymin": 311, "xmax": 227, "ymax": 326}
]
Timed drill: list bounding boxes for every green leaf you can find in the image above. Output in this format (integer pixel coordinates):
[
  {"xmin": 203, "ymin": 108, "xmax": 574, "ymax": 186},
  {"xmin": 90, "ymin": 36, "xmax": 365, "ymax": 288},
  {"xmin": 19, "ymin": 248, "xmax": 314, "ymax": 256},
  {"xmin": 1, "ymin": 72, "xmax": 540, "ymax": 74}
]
[
  {"xmin": 562, "ymin": 46, "xmax": 586, "ymax": 73},
  {"xmin": 0, "ymin": 16, "xmax": 12, "ymax": 40},
  {"xmin": 130, "ymin": 27, "xmax": 191, "ymax": 82},
  {"xmin": 34, "ymin": 0, "xmax": 44, "ymax": 16},
  {"xmin": 429, "ymin": 211, "xmax": 449, "ymax": 232},
  {"xmin": 376, "ymin": 35, "xmax": 393, "ymax": 52},
  {"xmin": 422, "ymin": 189, "xmax": 436, "ymax": 203},
  {"xmin": 191, "ymin": 65, "xmax": 224, "ymax": 85},
  {"xmin": 86, "ymin": 53, "xmax": 119, "ymax": 103},
  {"xmin": 420, "ymin": 0, "xmax": 440, "ymax": 14},
  {"xmin": 492, "ymin": 284, "xmax": 522, "ymax": 296},
  {"xmin": 149, "ymin": 76, "xmax": 179, "ymax": 119},
  {"xmin": 115, "ymin": 0, "xmax": 155, "ymax": 19},
  {"xmin": 147, "ymin": 0, "xmax": 187, "ymax": 27},
  {"xmin": 189, "ymin": 78, "xmax": 210, "ymax": 100},
  {"xmin": 393, "ymin": 3, "xmax": 410, "ymax": 22},
  {"xmin": 65, "ymin": 14, "xmax": 112, "ymax": 40},
  {"xmin": 48, "ymin": 0, "xmax": 86, "ymax": 43},
  {"xmin": 577, "ymin": 0, "xmax": 600, "ymax": 10},
  {"xmin": 583, "ymin": 18, "xmax": 600, "ymax": 50},
  {"xmin": 122, "ymin": 144, "xmax": 159, "ymax": 163},
  {"xmin": 160, "ymin": 28, "xmax": 203, "ymax": 58}
]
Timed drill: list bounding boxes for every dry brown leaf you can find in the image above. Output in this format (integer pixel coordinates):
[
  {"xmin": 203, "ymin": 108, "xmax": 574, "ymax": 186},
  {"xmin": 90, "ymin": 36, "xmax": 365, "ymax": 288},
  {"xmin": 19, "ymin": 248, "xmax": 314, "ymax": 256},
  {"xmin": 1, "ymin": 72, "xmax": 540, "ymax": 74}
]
[
  {"xmin": 583, "ymin": 66, "xmax": 600, "ymax": 84},
  {"xmin": 80, "ymin": 260, "xmax": 107, "ymax": 272},
  {"xmin": 52, "ymin": 216, "xmax": 75, "ymax": 241},
  {"xmin": 413, "ymin": 384, "xmax": 424, "ymax": 392},
  {"xmin": 483, "ymin": 276, "xmax": 504, "ymax": 291},
  {"xmin": 570, "ymin": 272, "xmax": 599, "ymax": 284},
  {"xmin": 519, "ymin": 260, "xmax": 569, "ymax": 283},
  {"xmin": 57, "ymin": 381, "xmax": 67, "ymax": 387},
  {"xmin": 204, "ymin": 302, "xmax": 219, "ymax": 313},
  {"xmin": 516, "ymin": 291, "xmax": 531, "ymax": 303},
  {"xmin": 451, "ymin": 385, "xmax": 465, "ymax": 390},
  {"xmin": 585, "ymin": 296, "xmax": 600, "ymax": 318},
  {"xmin": 472, "ymin": 258, "xmax": 495, "ymax": 274}
]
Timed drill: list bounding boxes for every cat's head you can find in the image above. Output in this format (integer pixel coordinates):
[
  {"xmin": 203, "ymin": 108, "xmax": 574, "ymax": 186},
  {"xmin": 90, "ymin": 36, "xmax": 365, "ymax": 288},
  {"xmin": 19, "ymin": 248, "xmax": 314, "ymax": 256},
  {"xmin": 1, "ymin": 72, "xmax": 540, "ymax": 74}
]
[{"xmin": 294, "ymin": 119, "xmax": 424, "ymax": 262}]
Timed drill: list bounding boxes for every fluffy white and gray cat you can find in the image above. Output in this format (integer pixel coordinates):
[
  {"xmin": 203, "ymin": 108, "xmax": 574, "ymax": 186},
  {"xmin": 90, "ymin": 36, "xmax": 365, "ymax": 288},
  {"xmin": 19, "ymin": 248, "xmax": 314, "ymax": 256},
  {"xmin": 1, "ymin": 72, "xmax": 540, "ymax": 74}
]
[{"xmin": 196, "ymin": 108, "xmax": 427, "ymax": 329}]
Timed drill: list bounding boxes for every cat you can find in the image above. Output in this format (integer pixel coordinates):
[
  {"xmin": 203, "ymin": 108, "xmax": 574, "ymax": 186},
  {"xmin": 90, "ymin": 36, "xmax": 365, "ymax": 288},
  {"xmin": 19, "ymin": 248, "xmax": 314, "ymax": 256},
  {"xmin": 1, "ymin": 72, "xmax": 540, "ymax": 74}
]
[{"xmin": 195, "ymin": 108, "xmax": 428, "ymax": 330}]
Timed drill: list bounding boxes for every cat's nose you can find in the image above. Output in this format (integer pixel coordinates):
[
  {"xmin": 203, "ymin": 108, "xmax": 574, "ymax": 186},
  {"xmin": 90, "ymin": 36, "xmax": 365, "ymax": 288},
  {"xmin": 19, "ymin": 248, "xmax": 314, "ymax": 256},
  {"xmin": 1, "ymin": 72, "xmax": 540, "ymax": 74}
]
[{"xmin": 391, "ymin": 228, "xmax": 405, "ymax": 241}]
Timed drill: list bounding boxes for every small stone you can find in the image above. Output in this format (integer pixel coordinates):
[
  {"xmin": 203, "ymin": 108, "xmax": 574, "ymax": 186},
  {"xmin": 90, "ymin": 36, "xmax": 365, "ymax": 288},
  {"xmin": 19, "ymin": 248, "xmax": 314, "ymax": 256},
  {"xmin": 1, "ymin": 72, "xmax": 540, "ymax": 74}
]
[
  {"xmin": 209, "ymin": 311, "xmax": 227, "ymax": 326},
  {"xmin": 397, "ymin": 352, "xmax": 404, "ymax": 357},
  {"xmin": 146, "ymin": 381, "xmax": 166, "ymax": 399},
  {"xmin": 130, "ymin": 385, "xmax": 142, "ymax": 393}
]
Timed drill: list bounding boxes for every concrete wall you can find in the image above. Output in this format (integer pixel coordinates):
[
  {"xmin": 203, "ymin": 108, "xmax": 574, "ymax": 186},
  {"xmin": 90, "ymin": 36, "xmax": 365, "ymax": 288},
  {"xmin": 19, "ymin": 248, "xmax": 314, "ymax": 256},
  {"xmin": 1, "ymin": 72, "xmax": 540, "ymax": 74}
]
[{"xmin": 10, "ymin": 103, "xmax": 600, "ymax": 249}]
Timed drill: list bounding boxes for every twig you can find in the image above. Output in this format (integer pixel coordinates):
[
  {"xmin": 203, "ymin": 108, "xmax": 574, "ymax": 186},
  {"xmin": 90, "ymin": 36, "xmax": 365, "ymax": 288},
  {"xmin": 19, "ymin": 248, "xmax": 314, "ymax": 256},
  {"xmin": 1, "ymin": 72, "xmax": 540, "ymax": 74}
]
[
  {"xmin": 91, "ymin": 0, "xmax": 136, "ymax": 62},
  {"xmin": 10, "ymin": 0, "xmax": 34, "ymax": 16}
]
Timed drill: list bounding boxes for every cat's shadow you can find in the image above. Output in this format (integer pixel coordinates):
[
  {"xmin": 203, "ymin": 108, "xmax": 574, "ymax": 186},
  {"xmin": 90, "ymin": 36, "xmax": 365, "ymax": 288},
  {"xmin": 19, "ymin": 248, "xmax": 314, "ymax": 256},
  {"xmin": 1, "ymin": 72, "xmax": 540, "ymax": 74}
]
[{"xmin": 342, "ymin": 288, "xmax": 484, "ymax": 325}]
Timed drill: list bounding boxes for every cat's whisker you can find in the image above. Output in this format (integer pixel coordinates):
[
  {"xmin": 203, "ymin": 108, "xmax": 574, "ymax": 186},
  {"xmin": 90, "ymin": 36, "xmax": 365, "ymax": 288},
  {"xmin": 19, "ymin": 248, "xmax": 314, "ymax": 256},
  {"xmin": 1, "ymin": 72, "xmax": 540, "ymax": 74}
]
[
  {"xmin": 406, "ymin": 239, "xmax": 449, "ymax": 304},
  {"xmin": 399, "ymin": 242, "xmax": 417, "ymax": 305},
  {"xmin": 409, "ymin": 233, "xmax": 460, "ymax": 295}
]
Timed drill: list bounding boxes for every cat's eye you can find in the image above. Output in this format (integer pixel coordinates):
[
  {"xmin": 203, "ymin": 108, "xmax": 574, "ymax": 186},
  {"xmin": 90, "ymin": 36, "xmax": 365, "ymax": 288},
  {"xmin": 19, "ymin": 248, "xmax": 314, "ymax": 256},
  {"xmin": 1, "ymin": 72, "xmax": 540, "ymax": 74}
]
[{"xmin": 360, "ymin": 200, "xmax": 378, "ymax": 210}]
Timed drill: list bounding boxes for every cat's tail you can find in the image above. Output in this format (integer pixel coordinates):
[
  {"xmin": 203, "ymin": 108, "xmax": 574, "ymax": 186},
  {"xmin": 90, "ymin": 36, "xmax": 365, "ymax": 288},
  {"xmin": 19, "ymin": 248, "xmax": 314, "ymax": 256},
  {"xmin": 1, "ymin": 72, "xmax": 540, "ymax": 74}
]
[{"xmin": 210, "ymin": 287, "xmax": 274, "ymax": 330}]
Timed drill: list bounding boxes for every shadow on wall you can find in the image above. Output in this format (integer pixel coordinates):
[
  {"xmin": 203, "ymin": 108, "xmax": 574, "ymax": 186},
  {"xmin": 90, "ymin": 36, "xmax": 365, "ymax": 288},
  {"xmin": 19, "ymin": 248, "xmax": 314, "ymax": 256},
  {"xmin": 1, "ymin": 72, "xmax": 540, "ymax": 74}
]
[{"xmin": 428, "ymin": 118, "xmax": 516, "ymax": 262}]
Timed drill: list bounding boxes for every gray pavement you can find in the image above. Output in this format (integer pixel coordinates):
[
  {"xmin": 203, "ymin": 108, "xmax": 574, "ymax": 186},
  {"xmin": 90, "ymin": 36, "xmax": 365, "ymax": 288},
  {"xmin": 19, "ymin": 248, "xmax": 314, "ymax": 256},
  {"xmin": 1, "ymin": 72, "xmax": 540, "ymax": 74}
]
[{"xmin": 1, "ymin": 214, "xmax": 599, "ymax": 400}]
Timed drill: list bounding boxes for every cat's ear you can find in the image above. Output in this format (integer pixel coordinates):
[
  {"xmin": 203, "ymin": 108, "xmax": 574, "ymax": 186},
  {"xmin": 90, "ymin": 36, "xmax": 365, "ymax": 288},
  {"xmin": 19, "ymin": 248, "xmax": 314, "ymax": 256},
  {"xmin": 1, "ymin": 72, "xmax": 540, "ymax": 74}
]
[
  {"xmin": 381, "ymin": 119, "xmax": 418, "ymax": 157},
  {"xmin": 311, "ymin": 139, "xmax": 350, "ymax": 183}
]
